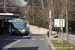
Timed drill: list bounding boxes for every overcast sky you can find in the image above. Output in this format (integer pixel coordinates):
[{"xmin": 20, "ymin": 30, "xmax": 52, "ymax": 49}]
[{"xmin": 19, "ymin": 0, "xmax": 27, "ymax": 6}]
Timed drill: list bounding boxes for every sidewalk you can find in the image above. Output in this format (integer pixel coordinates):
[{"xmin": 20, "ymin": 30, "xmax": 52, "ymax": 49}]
[
  {"xmin": 49, "ymin": 36, "xmax": 59, "ymax": 40},
  {"xmin": 63, "ymin": 33, "xmax": 75, "ymax": 45},
  {"xmin": 49, "ymin": 32, "xmax": 75, "ymax": 45},
  {"xmin": 47, "ymin": 32, "xmax": 75, "ymax": 50}
]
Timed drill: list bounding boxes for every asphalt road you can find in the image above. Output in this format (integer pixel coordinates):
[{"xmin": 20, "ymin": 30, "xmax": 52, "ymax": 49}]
[
  {"xmin": 1, "ymin": 34, "xmax": 50, "ymax": 50},
  {"xmin": 0, "ymin": 35, "xmax": 23, "ymax": 49}
]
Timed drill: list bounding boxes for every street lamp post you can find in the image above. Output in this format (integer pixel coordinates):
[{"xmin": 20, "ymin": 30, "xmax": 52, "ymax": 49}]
[{"xmin": 49, "ymin": 10, "xmax": 52, "ymax": 37}]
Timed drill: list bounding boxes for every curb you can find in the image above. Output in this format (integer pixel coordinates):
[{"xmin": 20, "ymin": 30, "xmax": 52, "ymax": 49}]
[{"xmin": 45, "ymin": 34, "xmax": 56, "ymax": 50}]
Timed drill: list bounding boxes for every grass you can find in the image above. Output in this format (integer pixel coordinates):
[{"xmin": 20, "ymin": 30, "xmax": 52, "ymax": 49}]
[
  {"xmin": 51, "ymin": 33, "xmax": 55, "ymax": 36},
  {"xmin": 51, "ymin": 40, "xmax": 75, "ymax": 50},
  {"xmin": 46, "ymin": 33, "xmax": 55, "ymax": 36}
]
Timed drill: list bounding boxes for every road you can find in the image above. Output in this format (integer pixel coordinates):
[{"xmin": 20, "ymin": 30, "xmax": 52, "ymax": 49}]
[{"xmin": 0, "ymin": 34, "xmax": 50, "ymax": 50}]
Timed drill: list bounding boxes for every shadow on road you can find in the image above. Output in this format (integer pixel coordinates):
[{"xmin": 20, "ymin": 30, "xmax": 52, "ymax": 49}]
[
  {"xmin": 0, "ymin": 40, "xmax": 16, "ymax": 49},
  {"xmin": 8, "ymin": 47, "xmax": 39, "ymax": 50},
  {"xmin": 22, "ymin": 37, "xmax": 32, "ymax": 39},
  {"xmin": 0, "ymin": 35, "xmax": 33, "ymax": 49}
]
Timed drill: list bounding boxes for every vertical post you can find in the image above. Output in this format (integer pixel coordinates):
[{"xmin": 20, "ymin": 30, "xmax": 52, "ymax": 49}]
[
  {"xmin": 6, "ymin": 20, "xmax": 9, "ymax": 34},
  {"xmin": 57, "ymin": 27, "xmax": 58, "ymax": 34},
  {"xmin": 33, "ymin": 0, "xmax": 34, "ymax": 23},
  {"xmin": 4, "ymin": 0, "xmax": 6, "ymax": 13},
  {"xmin": 49, "ymin": 10, "xmax": 52, "ymax": 37},
  {"xmin": 50, "ymin": 0, "xmax": 53, "ymax": 37},
  {"xmin": 61, "ymin": 0, "xmax": 64, "ymax": 45},
  {"xmin": 66, "ymin": 0, "xmax": 69, "ymax": 49},
  {"xmin": 48, "ymin": 30, "xmax": 49, "ymax": 38},
  {"xmin": 50, "ymin": 16, "xmax": 51, "ymax": 36}
]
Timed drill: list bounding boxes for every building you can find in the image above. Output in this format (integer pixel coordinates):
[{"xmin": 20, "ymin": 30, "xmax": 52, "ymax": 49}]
[
  {"xmin": 0, "ymin": 0, "xmax": 16, "ymax": 13},
  {"xmin": 0, "ymin": 0, "xmax": 19, "ymax": 35},
  {"xmin": 0, "ymin": 0, "xmax": 4, "ymax": 13}
]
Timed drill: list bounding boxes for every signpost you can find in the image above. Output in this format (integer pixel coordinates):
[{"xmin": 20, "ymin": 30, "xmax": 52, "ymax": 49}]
[
  {"xmin": 54, "ymin": 19, "xmax": 65, "ymax": 44},
  {"xmin": 54, "ymin": 19, "xmax": 65, "ymax": 37},
  {"xmin": 49, "ymin": 10, "xmax": 52, "ymax": 37}
]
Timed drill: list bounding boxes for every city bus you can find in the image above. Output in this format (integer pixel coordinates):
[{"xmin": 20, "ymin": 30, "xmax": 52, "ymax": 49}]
[
  {"xmin": 10, "ymin": 19, "xmax": 30, "ymax": 35},
  {"xmin": 0, "ymin": 13, "xmax": 19, "ymax": 35}
]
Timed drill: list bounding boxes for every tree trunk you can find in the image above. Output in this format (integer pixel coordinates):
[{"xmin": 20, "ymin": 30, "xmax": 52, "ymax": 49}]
[{"xmin": 66, "ymin": 0, "xmax": 69, "ymax": 49}]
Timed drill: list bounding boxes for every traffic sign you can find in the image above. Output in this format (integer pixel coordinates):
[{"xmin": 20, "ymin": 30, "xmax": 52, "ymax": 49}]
[
  {"xmin": 49, "ymin": 10, "xmax": 51, "ymax": 18},
  {"xmin": 55, "ymin": 25, "xmax": 57, "ymax": 27},
  {"xmin": 54, "ymin": 19, "xmax": 65, "ymax": 27}
]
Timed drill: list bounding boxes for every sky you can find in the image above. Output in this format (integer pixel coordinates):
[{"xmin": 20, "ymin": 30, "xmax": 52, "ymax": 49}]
[{"xmin": 19, "ymin": 0, "xmax": 27, "ymax": 6}]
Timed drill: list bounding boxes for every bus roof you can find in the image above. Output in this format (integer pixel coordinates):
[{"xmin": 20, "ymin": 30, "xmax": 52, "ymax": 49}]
[
  {"xmin": 0, "ymin": 13, "xmax": 20, "ymax": 20},
  {"xmin": 0, "ymin": 13, "xmax": 19, "ymax": 16}
]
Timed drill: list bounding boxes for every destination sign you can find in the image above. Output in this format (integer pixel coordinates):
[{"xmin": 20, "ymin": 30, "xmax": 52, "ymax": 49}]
[{"xmin": 13, "ymin": 20, "xmax": 24, "ymax": 23}]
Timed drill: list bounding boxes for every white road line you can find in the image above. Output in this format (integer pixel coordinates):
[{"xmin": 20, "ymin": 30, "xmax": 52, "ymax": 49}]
[
  {"xmin": 2, "ymin": 40, "xmax": 21, "ymax": 50},
  {"xmin": 39, "ymin": 39, "xmax": 44, "ymax": 40},
  {"xmin": 2, "ymin": 36, "xmax": 26, "ymax": 50},
  {"xmin": 31, "ymin": 39, "xmax": 36, "ymax": 40}
]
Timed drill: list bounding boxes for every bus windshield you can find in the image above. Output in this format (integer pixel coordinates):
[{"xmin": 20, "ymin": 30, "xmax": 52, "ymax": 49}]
[{"xmin": 13, "ymin": 23, "xmax": 25, "ymax": 29}]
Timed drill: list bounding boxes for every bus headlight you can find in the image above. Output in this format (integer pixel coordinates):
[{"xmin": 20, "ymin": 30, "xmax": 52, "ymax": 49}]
[
  {"xmin": 22, "ymin": 29, "xmax": 25, "ymax": 32},
  {"xmin": 12, "ymin": 29, "xmax": 15, "ymax": 31}
]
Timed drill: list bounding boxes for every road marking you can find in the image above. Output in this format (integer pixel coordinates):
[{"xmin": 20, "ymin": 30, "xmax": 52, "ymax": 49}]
[
  {"xmin": 31, "ymin": 39, "xmax": 36, "ymax": 40},
  {"xmin": 2, "ymin": 40, "xmax": 21, "ymax": 50},
  {"xmin": 39, "ymin": 39, "xmax": 44, "ymax": 40},
  {"xmin": 2, "ymin": 36, "xmax": 26, "ymax": 50}
]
